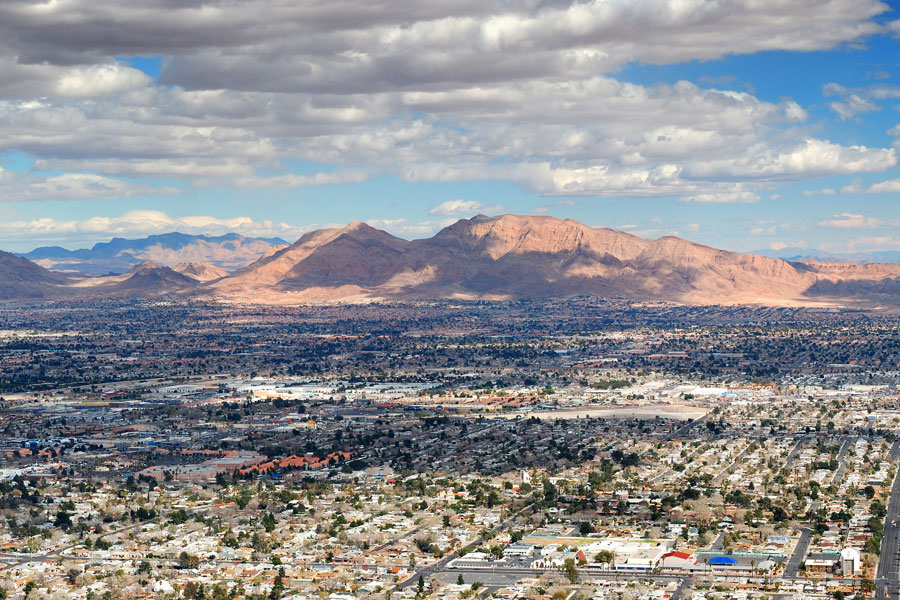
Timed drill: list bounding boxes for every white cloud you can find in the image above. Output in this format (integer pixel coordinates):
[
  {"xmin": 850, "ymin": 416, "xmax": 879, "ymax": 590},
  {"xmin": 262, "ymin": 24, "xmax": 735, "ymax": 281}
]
[
  {"xmin": 819, "ymin": 213, "xmax": 885, "ymax": 228},
  {"xmin": 0, "ymin": 0, "xmax": 893, "ymax": 204},
  {"xmin": 848, "ymin": 235, "xmax": 900, "ymax": 249},
  {"xmin": 750, "ymin": 225, "xmax": 777, "ymax": 235},
  {"xmin": 688, "ymin": 138, "xmax": 896, "ymax": 180},
  {"xmin": 0, "ymin": 209, "xmax": 313, "ymax": 246},
  {"xmin": 364, "ymin": 218, "xmax": 456, "ymax": 237},
  {"xmin": 868, "ymin": 178, "xmax": 900, "ymax": 193},
  {"xmin": 0, "ymin": 169, "xmax": 177, "ymax": 202},
  {"xmin": 809, "ymin": 176, "xmax": 900, "ymax": 195},
  {"xmin": 683, "ymin": 190, "xmax": 760, "ymax": 204},
  {"xmin": 829, "ymin": 94, "xmax": 879, "ymax": 119},
  {"xmin": 888, "ymin": 19, "xmax": 900, "ymax": 37},
  {"xmin": 428, "ymin": 199, "xmax": 502, "ymax": 216},
  {"xmin": 216, "ymin": 170, "xmax": 374, "ymax": 189}
]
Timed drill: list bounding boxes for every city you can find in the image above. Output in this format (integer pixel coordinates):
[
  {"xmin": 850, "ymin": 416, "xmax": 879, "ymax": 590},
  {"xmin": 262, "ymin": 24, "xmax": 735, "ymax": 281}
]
[
  {"xmin": 2, "ymin": 0, "xmax": 900, "ymax": 598},
  {"xmin": 1, "ymin": 299, "xmax": 899, "ymax": 599}
]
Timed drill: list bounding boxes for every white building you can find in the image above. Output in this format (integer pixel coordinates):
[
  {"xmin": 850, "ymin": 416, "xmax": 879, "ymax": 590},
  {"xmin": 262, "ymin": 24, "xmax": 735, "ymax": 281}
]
[{"xmin": 841, "ymin": 547, "xmax": 861, "ymax": 574}]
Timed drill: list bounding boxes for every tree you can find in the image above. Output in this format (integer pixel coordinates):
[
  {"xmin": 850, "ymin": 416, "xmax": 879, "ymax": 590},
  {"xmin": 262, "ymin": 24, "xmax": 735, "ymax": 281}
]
[
  {"xmin": 543, "ymin": 480, "xmax": 557, "ymax": 504},
  {"xmin": 184, "ymin": 581, "xmax": 206, "ymax": 600},
  {"xmin": 859, "ymin": 578, "xmax": 875, "ymax": 594},
  {"xmin": 457, "ymin": 574, "xmax": 465, "ymax": 585},
  {"xmin": 417, "ymin": 575, "xmax": 425, "ymax": 594},
  {"xmin": 178, "ymin": 551, "xmax": 200, "ymax": 569},
  {"xmin": 269, "ymin": 567, "xmax": 285, "ymax": 600},
  {"xmin": 563, "ymin": 557, "xmax": 579, "ymax": 583},
  {"xmin": 263, "ymin": 512, "xmax": 277, "ymax": 533},
  {"xmin": 137, "ymin": 560, "xmax": 152, "ymax": 575},
  {"xmin": 23, "ymin": 581, "xmax": 37, "ymax": 598},
  {"xmin": 54, "ymin": 510, "xmax": 73, "ymax": 531}
]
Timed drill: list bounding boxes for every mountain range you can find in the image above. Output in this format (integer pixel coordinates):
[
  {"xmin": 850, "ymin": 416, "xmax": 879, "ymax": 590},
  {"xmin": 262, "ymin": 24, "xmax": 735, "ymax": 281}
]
[
  {"xmin": 3, "ymin": 214, "xmax": 900, "ymax": 307},
  {"xmin": 752, "ymin": 247, "xmax": 900, "ymax": 264},
  {"xmin": 20, "ymin": 232, "xmax": 287, "ymax": 275}
]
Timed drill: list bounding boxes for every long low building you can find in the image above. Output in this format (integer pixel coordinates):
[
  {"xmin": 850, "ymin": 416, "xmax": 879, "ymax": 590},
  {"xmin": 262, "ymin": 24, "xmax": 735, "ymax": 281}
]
[{"xmin": 139, "ymin": 450, "xmax": 266, "ymax": 482}]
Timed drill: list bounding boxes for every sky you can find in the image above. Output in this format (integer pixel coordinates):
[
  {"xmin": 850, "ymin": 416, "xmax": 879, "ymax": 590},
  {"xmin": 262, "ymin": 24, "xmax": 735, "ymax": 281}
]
[{"xmin": 1, "ymin": 0, "xmax": 900, "ymax": 255}]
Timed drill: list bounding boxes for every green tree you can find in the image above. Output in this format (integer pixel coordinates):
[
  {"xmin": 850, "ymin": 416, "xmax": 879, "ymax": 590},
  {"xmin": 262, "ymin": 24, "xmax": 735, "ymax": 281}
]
[
  {"xmin": 262, "ymin": 512, "xmax": 277, "ymax": 533},
  {"xmin": 269, "ymin": 566, "xmax": 285, "ymax": 600},
  {"xmin": 178, "ymin": 551, "xmax": 200, "ymax": 569},
  {"xmin": 563, "ymin": 558, "xmax": 579, "ymax": 583},
  {"xmin": 543, "ymin": 480, "xmax": 557, "ymax": 504}
]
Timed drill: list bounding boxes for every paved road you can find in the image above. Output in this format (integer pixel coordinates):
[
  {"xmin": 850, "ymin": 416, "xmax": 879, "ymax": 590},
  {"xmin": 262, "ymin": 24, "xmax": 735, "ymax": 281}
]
[
  {"xmin": 649, "ymin": 439, "xmax": 714, "ymax": 484},
  {"xmin": 670, "ymin": 578, "xmax": 690, "ymax": 600},
  {"xmin": 713, "ymin": 443, "xmax": 751, "ymax": 484},
  {"xmin": 876, "ymin": 441, "xmax": 900, "ymax": 600},
  {"xmin": 398, "ymin": 502, "xmax": 537, "ymax": 589},
  {"xmin": 666, "ymin": 413, "xmax": 709, "ymax": 441},
  {"xmin": 784, "ymin": 527, "xmax": 812, "ymax": 578},
  {"xmin": 832, "ymin": 437, "xmax": 852, "ymax": 486},
  {"xmin": 784, "ymin": 436, "xmax": 807, "ymax": 469},
  {"xmin": 372, "ymin": 524, "xmax": 426, "ymax": 552},
  {"xmin": 0, "ymin": 499, "xmax": 223, "ymax": 573}
]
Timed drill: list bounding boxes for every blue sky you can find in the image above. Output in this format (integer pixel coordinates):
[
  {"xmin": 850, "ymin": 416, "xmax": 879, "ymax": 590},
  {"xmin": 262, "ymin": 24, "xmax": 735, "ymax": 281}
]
[{"xmin": 1, "ymin": 0, "xmax": 899, "ymax": 256}]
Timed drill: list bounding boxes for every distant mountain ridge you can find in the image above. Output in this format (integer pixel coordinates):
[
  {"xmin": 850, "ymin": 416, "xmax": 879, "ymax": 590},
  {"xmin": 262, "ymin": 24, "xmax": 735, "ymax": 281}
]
[
  {"xmin": 20, "ymin": 232, "xmax": 288, "ymax": 275},
  {"xmin": 4, "ymin": 215, "xmax": 900, "ymax": 307},
  {"xmin": 205, "ymin": 214, "xmax": 900, "ymax": 307},
  {"xmin": 753, "ymin": 247, "xmax": 900, "ymax": 264}
]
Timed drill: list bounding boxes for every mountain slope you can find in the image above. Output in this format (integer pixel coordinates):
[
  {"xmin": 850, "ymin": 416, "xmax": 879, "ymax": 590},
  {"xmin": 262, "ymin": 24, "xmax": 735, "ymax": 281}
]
[
  {"xmin": 67, "ymin": 262, "xmax": 200, "ymax": 297},
  {"xmin": 203, "ymin": 214, "xmax": 900, "ymax": 306},
  {"xmin": 0, "ymin": 251, "xmax": 73, "ymax": 300},
  {"xmin": 173, "ymin": 262, "xmax": 229, "ymax": 282},
  {"xmin": 753, "ymin": 247, "xmax": 900, "ymax": 264},
  {"xmin": 22, "ymin": 232, "xmax": 287, "ymax": 275},
  {"xmin": 207, "ymin": 221, "xmax": 410, "ymax": 298},
  {"xmin": 7, "ymin": 215, "xmax": 900, "ymax": 306}
]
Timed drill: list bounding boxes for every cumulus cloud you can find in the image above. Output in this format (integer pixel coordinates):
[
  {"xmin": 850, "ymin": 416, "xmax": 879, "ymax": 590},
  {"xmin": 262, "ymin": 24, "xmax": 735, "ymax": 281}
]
[
  {"xmin": 0, "ymin": 168, "xmax": 177, "ymax": 202},
  {"xmin": 0, "ymin": 210, "xmax": 312, "ymax": 245},
  {"xmin": 0, "ymin": 0, "xmax": 894, "ymax": 208},
  {"xmin": 364, "ymin": 218, "xmax": 455, "ymax": 237},
  {"xmin": 819, "ymin": 213, "xmax": 886, "ymax": 228},
  {"xmin": 429, "ymin": 199, "xmax": 502, "ymax": 216},
  {"xmin": 868, "ymin": 178, "xmax": 900, "ymax": 193},
  {"xmin": 224, "ymin": 170, "xmax": 374, "ymax": 189},
  {"xmin": 808, "ymin": 176, "xmax": 900, "ymax": 195},
  {"xmin": 688, "ymin": 138, "xmax": 896, "ymax": 180},
  {"xmin": 888, "ymin": 20, "xmax": 900, "ymax": 37},
  {"xmin": 829, "ymin": 93, "xmax": 879, "ymax": 119}
]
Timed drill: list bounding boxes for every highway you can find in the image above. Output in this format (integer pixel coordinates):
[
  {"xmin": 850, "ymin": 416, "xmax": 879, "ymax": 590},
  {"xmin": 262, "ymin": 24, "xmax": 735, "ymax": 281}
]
[{"xmin": 875, "ymin": 439, "xmax": 900, "ymax": 600}]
